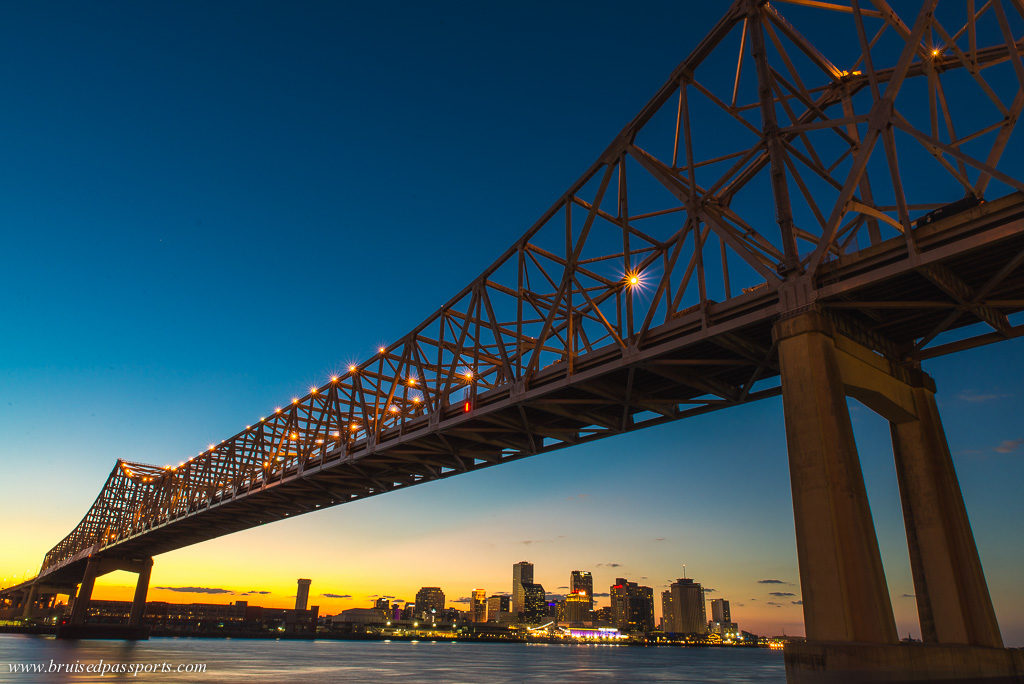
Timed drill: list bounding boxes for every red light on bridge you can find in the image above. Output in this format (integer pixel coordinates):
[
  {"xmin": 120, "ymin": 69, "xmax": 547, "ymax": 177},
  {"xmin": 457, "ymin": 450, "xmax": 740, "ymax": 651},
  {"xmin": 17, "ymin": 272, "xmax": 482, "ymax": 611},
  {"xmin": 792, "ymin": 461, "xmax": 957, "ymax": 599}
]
[{"xmin": 464, "ymin": 401, "xmax": 471, "ymax": 413}]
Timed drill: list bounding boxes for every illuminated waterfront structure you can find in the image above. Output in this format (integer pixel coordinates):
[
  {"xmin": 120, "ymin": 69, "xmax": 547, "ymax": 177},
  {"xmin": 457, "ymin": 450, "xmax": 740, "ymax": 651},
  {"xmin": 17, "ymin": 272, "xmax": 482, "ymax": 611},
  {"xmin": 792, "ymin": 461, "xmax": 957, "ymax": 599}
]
[
  {"xmin": 570, "ymin": 571, "xmax": 593, "ymax": 611},
  {"xmin": 512, "ymin": 561, "xmax": 533, "ymax": 616}
]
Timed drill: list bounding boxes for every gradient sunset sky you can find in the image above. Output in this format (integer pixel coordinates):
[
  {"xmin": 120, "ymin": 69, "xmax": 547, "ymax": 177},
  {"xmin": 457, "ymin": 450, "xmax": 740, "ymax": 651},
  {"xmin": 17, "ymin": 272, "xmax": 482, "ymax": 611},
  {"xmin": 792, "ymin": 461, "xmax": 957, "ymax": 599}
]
[{"xmin": 1, "ymin": 0, "xmax": 1023, "ymax": 643}]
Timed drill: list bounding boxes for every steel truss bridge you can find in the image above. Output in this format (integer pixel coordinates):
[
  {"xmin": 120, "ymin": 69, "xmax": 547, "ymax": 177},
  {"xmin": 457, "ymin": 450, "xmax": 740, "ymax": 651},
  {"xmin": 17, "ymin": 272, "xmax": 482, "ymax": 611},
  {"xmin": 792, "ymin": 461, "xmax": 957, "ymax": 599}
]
[{"xmin": 6, "ymin": 1, "xmax": 1024, "ymax": 676}]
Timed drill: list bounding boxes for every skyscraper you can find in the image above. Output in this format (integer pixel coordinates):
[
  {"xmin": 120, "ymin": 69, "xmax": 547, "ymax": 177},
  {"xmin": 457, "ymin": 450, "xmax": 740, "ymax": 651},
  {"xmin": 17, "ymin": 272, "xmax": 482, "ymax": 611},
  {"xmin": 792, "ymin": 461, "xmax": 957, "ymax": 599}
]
[
  {"xmin": 668, "ymin": 577, "xmax": 707, "ymax": 635},
  {"xmin": 414, "ymin": 587, "xmax": 445, "ymax": 620},
  {"xmin": 470, "ymin": 588, "xmax": 487, "ymax": 622},
  {"xmin": 557, "ymin": 591, "xmax": 591, "ymax": 625},
  {"xmin": 295, "ymin": 579, "xmax": 311, "ymax": 611},
  {"xmin": 570, "ymin": 570, "xmax": 594, "ymax": 610},
  {"xmin": 609, "ymin": 578, "xmax": 655, "ymax": 633},
  {"xmin": 521, "ymin": 582, "xmax": 547, "ymax": 623},
  {"xmin": 661, "ymin": 590, "xmax": 675, "ymax": 633},
  {"xmin": 486, "ymin": 595, "xmax": 511, "ymax": 623},
  {"xmin": 512, "ymin": 561, "xmax": 533, "ymax": 615},
  {"xmin": 711, "ymin": 598, "xmax": 730, "ymax": 623}
]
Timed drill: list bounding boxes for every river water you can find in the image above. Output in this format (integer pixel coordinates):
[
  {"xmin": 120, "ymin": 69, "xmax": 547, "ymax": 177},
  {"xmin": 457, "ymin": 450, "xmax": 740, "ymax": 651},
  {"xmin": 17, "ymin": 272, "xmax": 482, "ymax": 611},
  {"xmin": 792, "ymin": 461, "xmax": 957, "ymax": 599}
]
[{"xmin": 0, "ymin": 634, "xmax": 785, "ymax": 682}]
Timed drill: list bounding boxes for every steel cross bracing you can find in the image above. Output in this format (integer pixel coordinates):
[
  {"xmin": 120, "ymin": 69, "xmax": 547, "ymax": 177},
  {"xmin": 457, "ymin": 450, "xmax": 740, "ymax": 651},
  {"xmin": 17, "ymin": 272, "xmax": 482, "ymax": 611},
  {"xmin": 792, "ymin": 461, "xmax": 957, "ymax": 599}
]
[{"xmin": 34, "ymin": 0, "xmax": 1024, "ymax": 583}]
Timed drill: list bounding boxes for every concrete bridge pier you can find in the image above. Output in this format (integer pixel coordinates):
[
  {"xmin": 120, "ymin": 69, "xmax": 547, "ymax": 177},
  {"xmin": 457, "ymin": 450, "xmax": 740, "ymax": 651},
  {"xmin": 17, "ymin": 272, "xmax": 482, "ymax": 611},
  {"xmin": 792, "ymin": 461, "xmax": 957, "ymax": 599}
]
[
  {"xmin": 773, "ymin": 310, "xmax": 1023, "ymax": 683},
  {"xmin": 59, "ymin": 555, "xmax": 153, "ymax": 639}
]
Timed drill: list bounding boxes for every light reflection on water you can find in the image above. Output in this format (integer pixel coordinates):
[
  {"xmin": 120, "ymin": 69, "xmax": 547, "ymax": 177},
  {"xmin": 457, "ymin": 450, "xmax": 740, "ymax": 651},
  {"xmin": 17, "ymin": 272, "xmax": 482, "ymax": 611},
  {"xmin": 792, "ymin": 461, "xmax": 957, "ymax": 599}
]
[{"xmin": 0, "ymin": 634, "xmax": 784, "ymax": 682}]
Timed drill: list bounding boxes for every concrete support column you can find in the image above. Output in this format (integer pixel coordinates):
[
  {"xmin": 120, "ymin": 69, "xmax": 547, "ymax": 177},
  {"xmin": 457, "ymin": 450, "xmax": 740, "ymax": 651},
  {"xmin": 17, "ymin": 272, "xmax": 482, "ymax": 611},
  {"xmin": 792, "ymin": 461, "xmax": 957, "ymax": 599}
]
[
  {"xmin": 774, "ymin": 311, "xmax": 898, "ymax": 644},
  {"xmin": 20, "ymin": 585, "xmax": 38, "ymax": 618},
  {"xmin": 128, "ymin": 558, "xmax": 153, "ymax": 627},
  {"xmin": 69, "ymin": 558, "xmax": 100, "ymax": 626},
  {"xmin": 891, "ymin": 386, "xmax": 1003, "ymax": 647}
]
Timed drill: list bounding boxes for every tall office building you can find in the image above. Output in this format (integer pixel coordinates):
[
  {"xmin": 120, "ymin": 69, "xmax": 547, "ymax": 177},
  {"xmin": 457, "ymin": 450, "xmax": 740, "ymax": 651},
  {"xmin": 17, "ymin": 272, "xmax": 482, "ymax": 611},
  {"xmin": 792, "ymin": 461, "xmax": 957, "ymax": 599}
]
[
  {"xmin": 711, "ymin": 598, "xmax": 730, "ymax": 623},
  {"xmin": 521, "ymin": 582, "xmax": 547, "ymax": 623},
  {"xmin": 570, "ymin": 570, "xmax": 594, "ymax": 610},
  {"xmin": 414, "ymin": 587, "xmax": 445, "ymax": 620},
  {"xmin": 487, "ymin": 595, "xmax": 511, "ymax": 623},
  {"xmin": 609, "ymin": 578, "xmax": 655, "ymax": 633},
  {"xmin": 668, "ymin": 577, "xmax": 707, "ymax": 635},
  {"xmin": 557, "ymin": 591, "xmax": 591, "ymax": 624},
  {"xmin": 512, "ymin": 561, "xmax": 534, "ymax": 615},
  {"xmin": 470, "ymin": 588, "xmax": 487, "ymax": 622},
  {"xmin": 295, "ymin": 579, "xmax": 311, "ymax": 611},
  {"xmin": 661, "ymin": 590, "xmax": 675, "ymax": 632}
]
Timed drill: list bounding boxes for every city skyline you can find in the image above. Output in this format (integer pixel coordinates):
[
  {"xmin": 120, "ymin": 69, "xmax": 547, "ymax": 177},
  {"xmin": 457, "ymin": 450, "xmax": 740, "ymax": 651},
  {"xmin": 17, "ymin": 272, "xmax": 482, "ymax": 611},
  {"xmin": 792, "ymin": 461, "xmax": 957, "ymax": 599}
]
[{"xmin": 1, "ymin": 0, "xmax": 1023, "ymax": 648}]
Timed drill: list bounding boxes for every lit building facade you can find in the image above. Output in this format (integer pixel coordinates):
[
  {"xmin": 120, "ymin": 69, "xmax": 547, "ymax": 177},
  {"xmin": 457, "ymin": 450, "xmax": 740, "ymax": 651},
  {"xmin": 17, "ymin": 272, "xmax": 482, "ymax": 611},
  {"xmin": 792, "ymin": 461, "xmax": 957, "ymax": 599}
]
[
  {"xmin": 512, "ymin": 561, "xmax": 533, "ymax": 616},
  {"xmin": 414, "ymin": 587, "xmax": 445, "ymax": 621},
  {"xmin": 609, "ymin": 578, "xmax": 655, "ymax": 633},
  {"xmin": 470, "ymin": 588, "xmax": 487, "ymax": 623},
  {"xmin": 661, "ymin": 590, "xmax": 675, "ymax": 632},
  {"xmin": 557, "ymin": 591, "xmax": 591, "ymax": 625},
  {"xmin": 668, "ymin": 577, "xmax": 707, "ymax": 635},
  {"xmin": 521, "ymin": 582, "xmax": 546, "ymax": 623},
  {"xmin": 570, "ymin": 570, "xmax": 594, "ymax": 610}
]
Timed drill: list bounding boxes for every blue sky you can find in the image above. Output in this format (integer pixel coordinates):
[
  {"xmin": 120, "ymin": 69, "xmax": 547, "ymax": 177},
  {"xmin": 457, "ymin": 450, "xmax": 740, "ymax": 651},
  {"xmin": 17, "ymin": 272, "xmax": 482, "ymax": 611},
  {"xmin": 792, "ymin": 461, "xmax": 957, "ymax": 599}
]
[{"xmin": 1, "ymin": 0, "xmax": 1022, "ymax": 642}]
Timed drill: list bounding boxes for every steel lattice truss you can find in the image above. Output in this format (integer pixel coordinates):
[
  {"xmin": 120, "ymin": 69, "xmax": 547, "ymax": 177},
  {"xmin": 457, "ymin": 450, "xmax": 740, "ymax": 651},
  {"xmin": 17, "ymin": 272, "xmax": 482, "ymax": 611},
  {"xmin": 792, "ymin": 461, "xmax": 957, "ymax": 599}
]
[{"xmin": 40, "ymin": 0, "xmax": 1024, "ymax": 578}]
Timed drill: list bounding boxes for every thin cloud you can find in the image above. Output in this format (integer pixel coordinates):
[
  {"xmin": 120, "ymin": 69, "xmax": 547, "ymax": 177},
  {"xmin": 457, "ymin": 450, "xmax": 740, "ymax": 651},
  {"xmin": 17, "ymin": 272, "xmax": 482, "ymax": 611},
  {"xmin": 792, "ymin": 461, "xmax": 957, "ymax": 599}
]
[
  {"xmin": 758, "ymin": 579, "xmax": 788, "ymax": 584},
  {"xmin": 703, "ymin": 588, "xmax": 716, "ymax": 593},
  {"xmin": 791, "ymin": 600, "xmax": 803, "ymax": 605},
  {"xmin": 654, "ymin": 537, "xmax": 666, "ymax": 542},
  {"xmin": 156, "ymin": 586, "xmax": 232, "ymax": 595},
  {"xmin": 322, "ymin": 593, "xmax": 351, "ymax": 599},
  {"xmin": 958, "ymin": 390, "xmax": 1011, "ymax": 403},
  {"xmin": 592, "ymin": 592, "xmax": 610, "ymax": 598},
  {"xmin": 995, "ymin": 439, "xmax": 1024, "ymax": 454},
  {"xmin": 766, "ymin": 601, "xmax": 782, "ymax": 607},
  {"xmin": 597, "ymin": 562, "xmax": 622, "ymax": 568},
  {"xmin": 901, "ymin": 593, "xmax": 916, "ymax": 599},
  {"xmin": 556, "ymin": 586, "xmax": 568, "ymax": 590},
  {"xmin": 452, "ymin": 597, "xmax": 471, "ymax": 603},
  {"xmin": 769, "ymin": 592, "xmax": 796, "ymax": 597}
]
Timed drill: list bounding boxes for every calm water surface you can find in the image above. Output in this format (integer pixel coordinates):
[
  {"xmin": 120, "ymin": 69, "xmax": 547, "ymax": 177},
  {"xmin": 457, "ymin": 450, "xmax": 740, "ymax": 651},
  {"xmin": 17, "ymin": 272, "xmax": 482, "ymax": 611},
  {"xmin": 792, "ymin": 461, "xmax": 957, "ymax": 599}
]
[{"xmin": 0, "ymin": 634, "xmax": 784, "ymax": 683}]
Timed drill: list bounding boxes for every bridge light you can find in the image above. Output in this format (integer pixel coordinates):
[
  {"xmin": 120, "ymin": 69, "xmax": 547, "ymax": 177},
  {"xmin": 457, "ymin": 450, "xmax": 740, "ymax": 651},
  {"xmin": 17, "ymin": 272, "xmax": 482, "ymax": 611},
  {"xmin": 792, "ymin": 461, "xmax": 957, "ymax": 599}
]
[
  {"xmin": 311, "ymin": 387, "xmax": 317, "ymax": 394},
  {"xmin": 332, "ymin": 431, "xmax": 340, "ymax": 437},
  {"xmin": 208, "ymin": 444, "xmax": 215, "ymax": 450},
  {"xmin": 408, "ymin": 376, "xmax": 416, "ymax": 386},
  {"xmin": 290, "ymin": 432, "xmax": 298, "ymax": 440},
  {"xmin": 464, "ymin": 370, "xmax": 473, "ymax": 380},
  {"xmin": 931, "ymin": 48, "xmax": 941, "ymax": 56},
  {"xmin": 275, "ymin": 408, "xmax": 281, "ymax": 413},
  {"xmin": 388, "ymin": 405, "xmax": 399, "ymax": 414},
  {"xmin": 292, "ymin": 398, "xmax": 299, "ymax": 404},
  {"xmin": 349, "ymin": 364, "xmax": 357, "ymax": 373},
  {"xmin": 246, "ymin": 425, "xmax": 251, "ymax": 429},
  {"xmin": 350, "ymin": 423, "xmax": 359, "ymax": 431},
  {"xmin": 412, "ymin": 396, "xmax": 421, "ymax": 404},
  {"xmin": 378, "ymin": 346, "xmax": 385, "ymax": 354},
  {"xmin": 464, "ymin": 401, "xmax": 471, "ymax": 413},
  {"xmin": 626, "ymin": 271, "xmax": 642, "ymax": 288}
]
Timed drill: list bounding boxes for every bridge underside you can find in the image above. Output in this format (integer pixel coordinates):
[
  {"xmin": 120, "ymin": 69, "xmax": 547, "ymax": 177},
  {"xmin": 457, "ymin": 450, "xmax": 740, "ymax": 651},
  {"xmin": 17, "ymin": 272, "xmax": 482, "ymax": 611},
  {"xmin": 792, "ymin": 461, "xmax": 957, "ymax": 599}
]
[{"xmin": 35, "ymin": 193, "xmax": 1024, "ymax": 588}]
